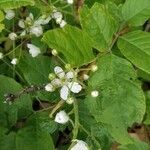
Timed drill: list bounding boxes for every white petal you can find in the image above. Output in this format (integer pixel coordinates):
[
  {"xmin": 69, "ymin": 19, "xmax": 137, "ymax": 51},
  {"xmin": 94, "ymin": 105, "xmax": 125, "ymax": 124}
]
[
  {"xmin": 51, "ymin": 78, "xmax": 62, "ymax": 87},
  {"xmin": 27, "ymin": 44, "xmax": 41, "ymax": 57},
  {"xmin": 60, "ymin": 85, "xmax": 69, "ymax": 100},
  {"xmin": 60, "ymin": 20, "xmax": 67, "ymax": 28},
  {"xmin": 71, "ymin": 140, "xmax": 88, "ymax": 150},
  {"xmin": 68, "ymin": 82, "xmax": 82, "ymax": 93},
  {"xmin": 45, "ymin": 83, "xmax": 54, "ymax": 92},
  {"xmin": 83, "ymin": 74, "xmax": 89, "ymax": 80},
  {"xmin": 18, "ymin": 20, "xmax": 25, "ymax": 28},
  {"xmin": 54, "ymin": 110, "xmax": 69, "ymax": 124},
  {"xmin": 54, "ymin": 66, "xmax": 65, "ymax": 78},
  {"xmin": 66, "ymin": 71, "xmax": 74, "ymax": 79},
  {"xmin": 20, "ymin": 30, "xmax": 26, "ymax": 36}
]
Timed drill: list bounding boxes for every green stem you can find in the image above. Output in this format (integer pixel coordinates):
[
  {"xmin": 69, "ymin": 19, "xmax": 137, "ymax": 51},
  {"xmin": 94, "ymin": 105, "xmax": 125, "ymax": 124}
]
[
  {"xmin": 49, "ymin": 100, "xmax": 64, "ymax": 118},
  {"xmin": 73, "ymin": 99, "xmax": 79, "ymax": 139}
]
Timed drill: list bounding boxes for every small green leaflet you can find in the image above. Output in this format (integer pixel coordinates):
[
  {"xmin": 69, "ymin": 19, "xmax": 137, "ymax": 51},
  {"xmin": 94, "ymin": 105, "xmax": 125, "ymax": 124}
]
[
  {"xmin": 121, "ymin": 0, "xmax": 150, "ymax": 26},
  {"xmin": 85, "ymin": 54, "xmax": 145, "ymax": 144},
  {"xmin": 42, "ymin": 25, "xmax": 94, "ymax": 67},
  {"xmin": 118, "ymin": 30, "xmax": 150, "ymax": 74}
]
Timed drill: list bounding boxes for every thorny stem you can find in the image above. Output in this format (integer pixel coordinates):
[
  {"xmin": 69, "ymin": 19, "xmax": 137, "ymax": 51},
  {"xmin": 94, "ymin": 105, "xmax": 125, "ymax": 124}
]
[{"xmin": 49, "ymin": 100, "xmax": 64, "ymax": 118}]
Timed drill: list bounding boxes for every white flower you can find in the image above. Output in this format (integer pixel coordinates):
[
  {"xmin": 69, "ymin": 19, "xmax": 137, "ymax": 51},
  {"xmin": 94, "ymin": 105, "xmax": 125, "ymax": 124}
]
[
  {"xmin": 11, "ymin": 58, "xmax": 18, "ymax": 65},
  {"xmin": 5, "ymin": 10, "xmax": 15, "ymax": 20},
  {"xmin": 27, "ymin": 44, "xmax": 41, "ymax": 57},
  {"xmin": 83, "ymin": 74, "xmax": 89, "ymax": 80},
  {"xmin": 60, "ymin": 20, "xmax": 67, "ymax": 28},
  {"xmin": 91, "ymin": 90, "xmax": 99, "ymax": 97},
  {"xmin": 52, "ymin": 49, "xmax": 58, "ymax": 56},
  {"xmin": 45, "ymin": 83, "xmax": 54, "ymax": 92},
  {"xmin": 54, "ymin": 110, "xmax": 69, "ymax": 124},
  {"xmin": 54, "ymin": 66, "xmax": 65, "ymax": 78},
  {"xmin": 30, "ymin": 25, "xmax": 43, "ymax": 37},
  {"xmin": 0, "ymin": 52, "xmax": 3, "ymax": 59},
  {"xmin": 18, "ymin": 19, "xmax": 25, "ymax": 28},
  {"xmin": 71, "ymin": 140, "xmax": 88, "ymax": 150},
  {"xmin": 67, "ymin": 0, "xmax": 73, "ymax": 4},
  {"xmin": 8, "ymin": 33, "xmax": 17, "ymax": 41},
  {"xmin": 91, "ymin": 64, "xmax": 98, "ymax": 72}
]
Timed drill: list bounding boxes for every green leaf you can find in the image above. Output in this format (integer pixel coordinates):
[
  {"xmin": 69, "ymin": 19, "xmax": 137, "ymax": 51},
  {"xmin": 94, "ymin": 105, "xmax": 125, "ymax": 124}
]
[
  {"xmin": 121, "ymin": 0, "xmax": 150, "ymax": 26},
  {"xmin": 0, "ymin": 0, "xmax": 35, "ymax": 9},
  {"xmin": 118, "ymin": 30, "xmax": 150, "ymax": 74},
  {"xmin": 16, "ymin": 127, "xmax": 55, "ymax": 150},
  {"xmin": 18, "ymin": 54, "xmax": 58, "ymax": 101},
  {"xmin": 119, "ymin": 139, "xmax": 149, "ymax": 150},
  {"xmin": 0, "ymin": 10, "xmax": 5, "ymax": 32},
  {"xmin": 26, "ymin": 112, "xmax": 58, "ymax": 134},
  {"xmin": 143, "ymin": 91, "xmax": 150, "ymax": 125},
  {"xmin": 85, "ymin": 54, "xmax": 145, "ymax": 144},
  {"xmin": 42, "ymin": 25, "xmax": 94, "ymax": 67},
  {"xmin": 0, "ymin": 131, "xmax": 17, "ymax": 150},
  {"xmin": 0, "ymin": 75, "xmax": 32, "ymax": 128},
  {"xmin": 80, "ymin": 3, "xmax": 119, "ymax": 51}
]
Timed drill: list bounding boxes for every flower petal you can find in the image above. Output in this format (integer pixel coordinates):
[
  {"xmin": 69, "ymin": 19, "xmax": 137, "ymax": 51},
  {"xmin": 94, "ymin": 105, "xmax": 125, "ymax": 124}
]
[
  {"xmin": 68, "ymin": 82, "xmax": 82, "ymax": 93},
  {"xmin": 60, "ymin": 85, "xmax": 69, "ymax": 100},
  {"xmin": 54, "ymin": 66, "xmax": 65, "ymax": 78},
  {"xmin": 66, "ymin": 71, "xmax": 74, "ymax": 79}
]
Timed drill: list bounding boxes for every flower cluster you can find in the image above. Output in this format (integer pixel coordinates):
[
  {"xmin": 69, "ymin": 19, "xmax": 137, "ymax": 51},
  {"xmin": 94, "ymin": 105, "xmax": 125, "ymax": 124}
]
[{"xmin": 45, "ymin": 66, "xmax": 82, "ymax": 101}]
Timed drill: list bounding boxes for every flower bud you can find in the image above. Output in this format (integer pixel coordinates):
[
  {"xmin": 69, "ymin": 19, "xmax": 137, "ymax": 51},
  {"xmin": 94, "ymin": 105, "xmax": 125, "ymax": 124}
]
[
  {"xmin": 48, "ymin": 73, "xmax": 56, "ymax": 80},
  {"xmin": 91, "ymin": 90, "xmax": 99, "ymax": 97},
  {"xmin": 65, "ymin": 64, "xmax": 71, "ymax": 70},
  {"xmin": 11, "ymin": 58, "xmax": 18, "ymax": 65},
  {"xmin": 52, "ymin": 49, "xmax": 58, "ymax": 56},
  {"xmin": 71, "ymin": 140, "xmax": 88, "ymax": 150},
  {"xmin": 0, "ymin": 52, "xmax": 3, "ymax": 59},
  {"xmin": 91, "ymin": 64, "xmax": 98, "ymax": 72},
  {"xmin": 8, "ymin": 33, "xmax": 17, "ymax": 41},
  {"xmin": 66, "ymin": 97, "xmax": 74, "ymax": 104}
]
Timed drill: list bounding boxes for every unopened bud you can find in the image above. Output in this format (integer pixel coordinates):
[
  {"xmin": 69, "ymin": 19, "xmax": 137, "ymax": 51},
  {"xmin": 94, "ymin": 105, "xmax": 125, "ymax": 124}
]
[
  {"xmin": 91, "ymin": 65, "xmax": 98, "ymax": 72},
  {"xmin": 66, "ymin": 97, "xmax": 74, "ymax": 104},
  {"xmin": 48, "ymin": 73, "xmax": 56, "ymax": 80},
  {"xmin": 52, "ymin": 49, "xmax": 58, "ymax": 56}
]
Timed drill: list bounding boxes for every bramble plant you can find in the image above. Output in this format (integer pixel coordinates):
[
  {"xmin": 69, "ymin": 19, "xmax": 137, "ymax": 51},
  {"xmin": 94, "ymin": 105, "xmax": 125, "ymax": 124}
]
[{"xmin": 0, "ymin": 0, "xmax": 150, "ymax": 149}]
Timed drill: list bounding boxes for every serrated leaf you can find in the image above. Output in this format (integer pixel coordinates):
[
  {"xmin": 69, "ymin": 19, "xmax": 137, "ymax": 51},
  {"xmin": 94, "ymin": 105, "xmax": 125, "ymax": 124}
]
[
  {"xmin": 80, "ymin": 3, "xmax": 119, "ymax": 51},
  {"xmin": 118, "ymin": 30, "xmax": 150, "ymax": 74},
  {"xmin": 16, "ymin": 127, "xmax": 55, "ymax": 150},
  {"xmin": 26, "ymin": 112, "xmax": 58, "ymax": 134},
  {"xmin": 0, "ymin": 75, "xmax": 32, "ymax": 128},
  {"xmin": 85, "ymin": 54, "xmax": 145, "ymax": 144},
  {"xmin": 121, "ymin": 0, "xmax": 150, "ymax": 26},
  {"xmin": 18, "ymin": 54, "xmax": 58, "ymax": 101},
  {"xmin": 0, "ymin": 0, "xmax": 35, "ymax": 9},
  {"xmin": 42, "ymin": 25, "xmax": 94, "ymax": 67}
]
